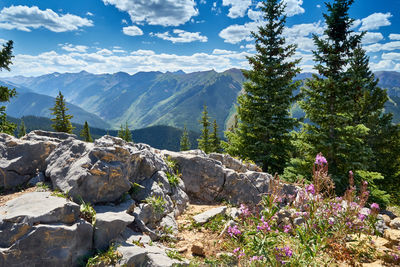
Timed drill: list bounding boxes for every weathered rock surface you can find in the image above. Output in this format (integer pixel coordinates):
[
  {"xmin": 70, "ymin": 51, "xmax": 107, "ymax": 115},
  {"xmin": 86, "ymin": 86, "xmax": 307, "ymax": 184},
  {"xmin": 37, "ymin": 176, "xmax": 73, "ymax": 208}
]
[
  {"xmin": 0, "ymin": 133, "xmax": 58, "ymax": 188},
  {"xmin": 390, "ymin": 217, "xmax": 400, "ymax": 230},
  {"xmin": 209, "ymin": 153, "xmax": 260, "ymax": 172},
  {"xmin": 93, "ymin": 198, "xmax": 135, "ymax": 250},
  {"xmin": 0, "ymin": 192, "xmax": 92, "ymax": 267},
  {"xmin": 193, "ymin": 206, "xmax": 227, "ymax": 225}
]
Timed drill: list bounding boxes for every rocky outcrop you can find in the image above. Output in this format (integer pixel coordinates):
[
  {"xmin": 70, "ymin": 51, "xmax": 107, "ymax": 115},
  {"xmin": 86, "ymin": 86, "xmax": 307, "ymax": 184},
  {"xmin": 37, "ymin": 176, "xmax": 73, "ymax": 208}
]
[
  {"xmin": 0, "ymin": 192, "xmax": 92, "ymax": 267},
  {"xmin": 0, "ymin": 133, "xmax": 58, "ymax": 188}
]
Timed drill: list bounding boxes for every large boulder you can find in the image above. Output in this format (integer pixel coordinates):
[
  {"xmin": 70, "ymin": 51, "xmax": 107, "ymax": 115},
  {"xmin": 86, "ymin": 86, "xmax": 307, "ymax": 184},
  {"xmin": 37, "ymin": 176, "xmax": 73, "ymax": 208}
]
[
  {"xmin": 0, "ymin": 132, "xmax": 59, "ymax": 188},
  {"xmin": 93, "ymin": 199, "xmax": 135, "ymax": 250},
  {"xmin": 46, "ymin": 136, "xmax": 134, "ymax": 203},
  {"xmin": 0, "ymin": 192, "xmax": 93, "ymax": 267},
  {"xmin": 209, "ymin": 153, "xmax": 261, "ymax": 172}
]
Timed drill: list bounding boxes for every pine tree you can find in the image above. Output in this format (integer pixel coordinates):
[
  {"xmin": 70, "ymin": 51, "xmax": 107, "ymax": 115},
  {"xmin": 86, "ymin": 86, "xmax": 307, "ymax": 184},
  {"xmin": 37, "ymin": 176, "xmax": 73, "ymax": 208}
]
[
  {"xmin": 80, "ymin": 121, "xmax": 93, "ymax": 142},
  {"xmin": 197, "ymin": 105, "xmax": 211, "ymax": 154},
  {"xmin": 118, "ymin": 122, "xmax": 132, "ymax": 142},
  {"xmin": 0, "ymin": 40, "xmax": 17, "ymax": 135},
  {"xmin": 50, "ymin": 91, "xmax": 74, "ymax": 133},
  {"xmin": 18, "ymin": 120, "xmax": 26, "ymax": 138},
  {"xmin": 180, "ymin": 125, "xmax": 191, "ymax": 151},
  {"xmin": 299, "ymin": 0, "xmax": 375, "ymax": 191},
  {"xmin": 210, "ymin": 119, "xmax": 222, "ymax": 153},
  {"xmin": 224, "ymin": 0, "xmax": 301, "ymax": 173}
]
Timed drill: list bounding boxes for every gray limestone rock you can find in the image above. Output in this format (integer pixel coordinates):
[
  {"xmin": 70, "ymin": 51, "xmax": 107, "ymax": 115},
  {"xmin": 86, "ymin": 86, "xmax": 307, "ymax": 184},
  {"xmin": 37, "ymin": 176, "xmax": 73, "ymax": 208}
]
[{"xmin": 193, "ymin": 206, "xmax": 227, "ymax": 225}]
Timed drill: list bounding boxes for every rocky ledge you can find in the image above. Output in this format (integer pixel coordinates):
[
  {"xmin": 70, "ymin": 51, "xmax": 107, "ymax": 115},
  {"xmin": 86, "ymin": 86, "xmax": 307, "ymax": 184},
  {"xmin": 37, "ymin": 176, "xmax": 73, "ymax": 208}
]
[{"xmin": 0, "ymin": 130, "xmax": 297, "ymax": 266}]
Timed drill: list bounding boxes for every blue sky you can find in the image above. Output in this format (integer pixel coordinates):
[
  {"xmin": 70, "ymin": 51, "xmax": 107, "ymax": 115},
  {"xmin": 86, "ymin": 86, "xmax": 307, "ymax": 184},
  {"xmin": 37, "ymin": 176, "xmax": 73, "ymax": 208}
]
[{"xmin": 0, "ymin": 0, "xmax": 399, "ymax": 77}]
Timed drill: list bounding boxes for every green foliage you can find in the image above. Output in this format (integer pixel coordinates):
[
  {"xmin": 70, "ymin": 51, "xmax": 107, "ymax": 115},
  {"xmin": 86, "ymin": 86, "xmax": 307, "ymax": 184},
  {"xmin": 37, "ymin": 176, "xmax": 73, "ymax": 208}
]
[
  {"xmin": 197, "ymin": 104, "xmax": 211, "ymax": 154},
  {"xmin": 17, "ymin": 119, "xmax": 26, "ymax": 138},
  {"xmin": 166, "ymin": 171, "xmax": 180, "ymax": 188},
  {"xmin": 354, "ymin": 170, "xmax": 391, "ymax": 207},
  {"xmin": 224, "ymin": 0, "xmax": 301, "ymax": 174},
  {"xmin": 180, "ymin": 124, "xmax": 191, "ymax": 151},
  {"xmin": 51, "ymin": 189, "xmax": 69, "ymax": 199},
  {"xmin": 50, "ymin": 91, "xmax": 74, "ymax": 133},
  {"xmin": 166, "ymin": 249, "xmax": 184, "ymax": 261},
  {"xmin": 80, "ymin": 121, "xmax": 93, "ymax": 142},
  {"xmin": 0, "ymin": 40, "xmax": 16, "ymax": 135},
  {"xmin": 118, "ymin": 122, "xmax": 132, "ymax": 142},
  {"xmin": 86, "ymin": 245, "xmax": 122, "ymax": 266},
  {"xmin": 209, "ymin": 119, "xmax": 222, "ymax": 153},
  {"xmin": 80, "ymin": 199, "xmax": 96, "ymax": 225},
  {"xmin": 145, "ymin": 196, "xmax": 166, "ymax": 214}
]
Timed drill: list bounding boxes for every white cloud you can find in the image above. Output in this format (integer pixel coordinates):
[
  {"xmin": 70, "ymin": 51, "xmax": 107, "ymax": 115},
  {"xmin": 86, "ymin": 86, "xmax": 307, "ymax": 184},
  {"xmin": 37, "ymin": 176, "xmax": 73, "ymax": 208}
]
[
  {"xmin": 212, "ymin": 49, "xmax": 234, "ymax": 55},
  {"xmin": 222, "ymin": 0, "xmax": 251, "ymax": 19},
  {"xmin": 86, "ymin": 12, "xmax": 94, "ymax": 16},
  {"xmin": 60, "ymin": 44, "xmax": 88, "ymax": 53},
  {"xmin": 364, "ymin": 41, "xmax": 400, "ymax": 52},
  {"xmin": 151, "ymin": 29, "xmax": 207, "ymax": 43},
  {"xmin": 1, "ymin": 48, "xmax": 255, "ymax": 77},
  {"xmin": 351, "ymin": 19, "xmax": 361, "ymax": 30},
  {"xmin": 122, "ymin": 25, "xmax": 143, "ymax": 36},
  {"xmin": 382, "ymin": 53, "xmax": 400, "ymax": 61},
  {"xmin": 359, "ymin": 12, "xmax": 392, "ymax": 31},
  {"xmin": 283, "ymin": 21, "xmax": 324, "ymax": 38},
  {"xmin": 102, "ymin": 0, "xmax": 198, "ymax": 26},
  {"xmin": 389, "ymin": 34, "xmax": 400, "ymax": 41},
  {"xmin": 316, "ymin": 4, "xmax": 321, "ymax": 8},
  {"xmin": 0, "ymin": 5, "xmax": 93, "ymax": 32},
  {"xmin": 219, "ymin": 21, "xmax": 258, "ymax": 44},
  {"xmin": 112, "ymin": 49, "xmax": 126, "ymax": 53},
  {"xmin": 369, "ymin": 59, "xmax": 399, "ymax": 71},
  {"xmin": 0, "ymin": 38, "xmax": 7, "ymax": 44},
  {"xmin": 361, "ymin": 32, "xmax": 384, "ymax": 45},
  {"xmin": 247, "ymin": 9, "xmax": 263, "ymax": 21},
  {"xmin": 282, "ymin": 0, "xmax": 305, "ymax": 17}
]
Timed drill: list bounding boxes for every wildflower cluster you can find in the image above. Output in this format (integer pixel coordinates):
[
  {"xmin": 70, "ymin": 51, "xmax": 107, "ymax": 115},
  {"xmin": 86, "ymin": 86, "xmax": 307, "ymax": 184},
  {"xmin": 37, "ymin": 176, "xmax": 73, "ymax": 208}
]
[{"xmin": 224, "ymin": 153, "xmax": 381, "ymax": 266}]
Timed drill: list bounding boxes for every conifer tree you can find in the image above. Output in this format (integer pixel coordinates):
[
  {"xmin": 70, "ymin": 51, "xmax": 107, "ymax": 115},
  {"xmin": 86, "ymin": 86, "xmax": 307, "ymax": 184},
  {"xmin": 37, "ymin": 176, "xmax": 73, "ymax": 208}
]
[
  {"xmin": 180, "ymin": 125, "xmax": 191, "ymax": 151},
  {"xmin": 118, "ymin": 122, "xmax": 132, "ymax": 142},
  {"xmin": 80, "ymin": 121, "xmax": 93, "ymax": 142},
  {"xmin": 210, "ymin": 119, "xmax": 222, "ymax": 153},
  {"xmin": 299, "ymin": 0, "xmax": 380, "ymax": 192},
  {"xmin": 0, "ymin": 40, "xmax": 17, "ymax": 135},
  {"xmin": 50, "ymin": 91, "xmax": 74, "ymax": 133},
  {"xmin": 224, "ymin": 0, "xmax": 301, "ymax": 173},
  {"xmin": 18, "ymin": 120, "xmax": 26, "ymax": 138},
  {"xmin": 197, "ymin": 105, "xmax": 211, "ymax": 154}
]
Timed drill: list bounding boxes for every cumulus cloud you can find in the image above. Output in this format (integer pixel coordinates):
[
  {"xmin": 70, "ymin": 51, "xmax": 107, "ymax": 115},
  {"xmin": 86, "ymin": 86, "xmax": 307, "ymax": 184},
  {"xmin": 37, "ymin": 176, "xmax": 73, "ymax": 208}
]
[
  {"xmin": 60, "ymin": 44, "xmax": 89, "ymax": 53},
  {"xmin": 361, "ymin": 32, "xmax": 384, "ymax": 44},
  {"xmin": 369, "ymin": 59, "xmax": 400, "ymax": 71},
  {"xmin": 0, "ymin": 5, "xmax": 93, "ymax": 32},
  {"xmin": 282, "ymin": 0, "xmax": 305, "ymax": 17},
  {"xmin": 359, "ymin": 12, "xmax": 392, "ymax": 31},
  {"xmin": 382, "ymin": 52, "xmax": 400, "ymax": 61},
  {"xmin": 364, "ymin": 41, "xmax": 400, "ymax": 53},
  {"xmin": 222, "ymin": 0, "xmax": 252, "ymax": 19},
  {"xmin": 151, "ymin": 29, "xmax": 207, "ymax": 43},
  {"xmin": 389, "ymin": 34, "xmax": 400, "ymax": 41},
  {"xmin": 247, "ymin": 9, "xmax": 263, "ymax": 21},
  {"xmin": 102, "ymin": 0, "xmax": 198, "ymax": 26},
  {"xmin": 1, "ymin": 48, "xmax": 255, "ymax": 77},
  {"xmin": 219, "ymin": 22, "xmax": 259, "ymax": 44},
  {"xmin": 122, "ymin": 25, "xmax": 143, "ymax": 36},
  {"xmin": 86, "ymin": 12, "xmax": 94, "ymax": 16}
]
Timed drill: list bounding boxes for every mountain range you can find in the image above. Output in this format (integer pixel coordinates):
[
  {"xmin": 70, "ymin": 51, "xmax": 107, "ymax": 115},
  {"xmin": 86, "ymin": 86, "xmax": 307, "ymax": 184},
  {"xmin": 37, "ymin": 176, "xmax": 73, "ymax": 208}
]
[{"xmin": 2, "ymin": 69, "xmax": 400, "ymax": 134}]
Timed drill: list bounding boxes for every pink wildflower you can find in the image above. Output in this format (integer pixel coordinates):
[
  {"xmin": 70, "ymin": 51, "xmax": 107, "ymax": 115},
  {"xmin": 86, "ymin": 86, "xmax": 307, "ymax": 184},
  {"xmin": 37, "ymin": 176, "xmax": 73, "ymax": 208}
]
[
  {"xmin": 358, "ymin": 213, "xmax": 366, "ymax": 221},
  {"xmin": 233, "ymin": 247, "xmax": 241, "ymax": 254},
  {"xmin": 227, "ymin": 225, "xmax": 241, "ymax": 237},
  {"xmin": 306, "ymin": 184, "xmax": 315, "ymax": 195},
  {"xmin": 239, "ymin": 204, "xmax": 251, "ymax": 217},
  {"xmin": 257, "ymin": 216, "xmax": 271, "ymax": 232},
  {"xmin": 315, "ymin": 153, "xmax": 327, "ymax": 165},
  {"xmin": 283, "ymin": 224, "xmax": 292, "ymax": 233}
]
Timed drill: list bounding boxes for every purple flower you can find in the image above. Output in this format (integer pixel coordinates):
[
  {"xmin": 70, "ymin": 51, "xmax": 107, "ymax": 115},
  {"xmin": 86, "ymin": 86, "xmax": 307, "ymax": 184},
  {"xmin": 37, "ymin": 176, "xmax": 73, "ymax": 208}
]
[
  {"xmin": 315, "ymin": 153, "xmax": 327, "ymax": 166},
  {"xmin": 227, "ymin": 225, "xmax": 241, "ymax": 237},
  {"xmin": 257, "ymin": 216, "xmax": 271, "ymax": 232},
  {"xmin": 370, "ymin": 203, "xmax": 380, "ymax": 211},
  {"xmin": 283, "ymin": 246, "xmax": 293, "ymax": 257},
  {"xmin": 233, "ymin": 247, "xmax": 241, "ymax": 254},
  {"xmin": 239, "ymin": 204, "xmax": 251, "ymax": 217},
  {"xmin": 349, "ymin": 170, "xmax": 353, "ymax": 176},
  {"xmin": 283, "ymin": 224, "xmax": 292, "ymax": 233},
  {"xmin": 306, "ymin": 184, "xmax": 315, "ymax": 195},
  {"xmin": 358, "ymin": 213, "xmax": 366, "ymax": 221}
]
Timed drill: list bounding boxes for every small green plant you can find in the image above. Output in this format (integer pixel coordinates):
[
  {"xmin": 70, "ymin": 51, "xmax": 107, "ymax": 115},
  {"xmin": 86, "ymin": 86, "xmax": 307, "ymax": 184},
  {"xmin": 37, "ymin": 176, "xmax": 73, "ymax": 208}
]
[
  {"xmin": 129, "ymin": 182, "xmax": 145, "ymax": 196},
  {"xmin": 79, "ymin": 198, "xmax": 96, "ymax": 225},
  {"xmin": 86, "ymin": 245, "xmax": 122, "ymax": 266},
  {"xmin": 35, "ymin": 182, "xmax": 50, "ymax": 190},
  {"xmin": 145, "ymin": 196, "xmax": 166, "ymax": 214},
  {"xmin": 51, "ymin": 189, "xmax": 69, "ymax": 199},
  {"xmin": 164, "ymin": 156, "xmax": 178, "ymax": 172},
  {"xmin": 166, "ymin": 171, "xmax": 180, "ymax": 188},
  {"xmin": 166, "ymin": 249, "xmax": 184, "ymax": 261},
  {"xmin": 204, "ymin": 213, "xmax": 227, "ymax": 233}
]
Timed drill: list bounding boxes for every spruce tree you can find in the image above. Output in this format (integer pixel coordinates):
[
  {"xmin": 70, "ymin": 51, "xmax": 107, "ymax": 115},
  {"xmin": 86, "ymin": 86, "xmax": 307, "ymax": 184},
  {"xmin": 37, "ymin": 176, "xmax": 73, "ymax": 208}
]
[
  {"xmin": 50, "ymin": 91, "xmax": 74, "ymax": 133},
  {"xmin": 299, "ymin": 0, "xmax": 379, "ymax": 192},
  {"xmin": 180, "ymin": 125, "xmax": 191, "ymax": 151},
  {"xmin": 197, "ymin": 105, "xmax": 211, "ymax": 154},
  {"xmin": 118, "ymin": 122, "xmax": 132, "ymax": 142},
  {"xmin": 18, "ymin": 120, "xmax": 26, "ymax": 138},
  {"xmin": 210, "ymin": 119, "xmax": 222, "ymax": 153},
  {"xmin": 0, "ymin": 40, "xmax": 17, "ymax": 135},
  {"xmin": 80, "ymin": 121, "xmax": 93, "ymax": 142},
  {"xmin": 224, "ymin": 0, "xmax": 301, "ymax": 173}
]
